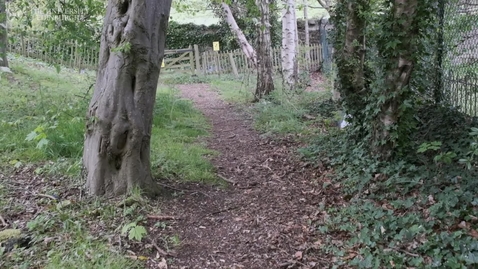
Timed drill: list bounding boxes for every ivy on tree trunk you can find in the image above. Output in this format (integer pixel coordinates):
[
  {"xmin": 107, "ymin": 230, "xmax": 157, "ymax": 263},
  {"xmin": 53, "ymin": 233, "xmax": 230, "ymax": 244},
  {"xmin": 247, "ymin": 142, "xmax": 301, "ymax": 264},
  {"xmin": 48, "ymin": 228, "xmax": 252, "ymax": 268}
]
[
  {"xmin": 83, "ymin": 0, "xmax": 172, "ymax": 197},
  {"xmin": 333, "ymin": 0, "xmax": 369, "ymax": 126},
  {"xmin": 0, "ymin": 0, "xmax": 8, "ymax": 67},
  {"xmin": 373, "ymin": 0, "xmax": 427, "ymax": 158}
]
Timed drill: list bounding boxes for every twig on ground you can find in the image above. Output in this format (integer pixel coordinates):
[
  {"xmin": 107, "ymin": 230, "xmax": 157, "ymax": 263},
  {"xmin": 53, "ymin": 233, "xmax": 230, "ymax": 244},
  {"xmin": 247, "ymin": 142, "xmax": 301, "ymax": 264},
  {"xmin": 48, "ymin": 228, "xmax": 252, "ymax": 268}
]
[
  {"xmin": 146, "ymin": 215, "xmax": 178, "ymax": 221},
  {"xmin": 390, "ymin": 247, "xmax": 420, "ymax": 257},
  {"xmin": 36, "ymin": 194, "xmax": 58, "ymax": 200},
  {"xmin": 210, "ymin": 206, "xmax": 240, "ymax": 216},
  {"xmin": 150, "ymin": 239, "xmax": 177, "ymax": 257},
  {"xmin": 157, "ymin": 182, "xmax": 211, "ymax": 198},
  {"xmin": 0, "ymin": 214, "xmax": 7, "ymax": 226},
  {"xmin": 195, "ymin": 206, "xmax": 240, "ymax": 224},
  {"xmin": 217, "ymin": 174, "xmax": 236, "ymax": 185},
  {"xmin": 260, "ymin": 164, "xmax": 273, "ymax": 172},
  {"xmin": 278, "ymin": 261, "xmax": 296, "ymax": 268},
  {"xmin": 157, "ymin": 182, "xmax": 188, "ymax": 193}
]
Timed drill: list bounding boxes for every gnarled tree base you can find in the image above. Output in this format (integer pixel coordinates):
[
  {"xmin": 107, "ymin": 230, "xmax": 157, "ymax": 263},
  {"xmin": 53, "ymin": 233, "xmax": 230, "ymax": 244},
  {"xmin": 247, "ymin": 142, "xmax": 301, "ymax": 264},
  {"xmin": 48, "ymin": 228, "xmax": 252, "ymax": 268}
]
[{"xmin": 83, "ymin": 0, "xmax": 171, "ymax": 197}]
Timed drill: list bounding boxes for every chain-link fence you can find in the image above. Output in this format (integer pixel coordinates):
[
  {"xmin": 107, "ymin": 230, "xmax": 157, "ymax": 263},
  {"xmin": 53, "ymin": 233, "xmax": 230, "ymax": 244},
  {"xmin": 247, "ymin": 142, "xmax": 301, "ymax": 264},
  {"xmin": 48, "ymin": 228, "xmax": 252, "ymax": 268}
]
[
  {"xmin": 322, "ymin": 1, "xmax": 477, "ymax": 117},
  {"xmin": 433, "ymin": 0, "xmax": 478, "ymax": 116}
]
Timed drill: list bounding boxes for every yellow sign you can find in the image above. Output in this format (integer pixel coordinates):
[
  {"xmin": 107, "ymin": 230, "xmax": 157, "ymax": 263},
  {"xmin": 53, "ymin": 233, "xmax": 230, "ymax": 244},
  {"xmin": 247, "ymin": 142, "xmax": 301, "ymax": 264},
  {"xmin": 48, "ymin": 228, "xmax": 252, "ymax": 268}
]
[
  {"xmin": 213, "ymin": 41, "xmax": 220, "ymax": 51},
  {"xmin": 161, "ymin": 60, "xmax": 165, "ymax": 68}
]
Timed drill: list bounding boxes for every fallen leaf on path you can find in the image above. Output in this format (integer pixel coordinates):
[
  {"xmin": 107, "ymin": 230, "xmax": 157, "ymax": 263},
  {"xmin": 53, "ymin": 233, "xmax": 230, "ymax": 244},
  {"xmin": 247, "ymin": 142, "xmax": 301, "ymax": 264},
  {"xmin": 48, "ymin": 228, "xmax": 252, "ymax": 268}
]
[
  {"xmin": 158, "ymin": 258, "xmax": 168, "ymax": 269},
  {"xmin": 342, "ymin": 252, "xmax": 358, "ymax": 260},
  {"xmin": 469, "ymin": 229, "xmax": 478, "ymax": 239}
]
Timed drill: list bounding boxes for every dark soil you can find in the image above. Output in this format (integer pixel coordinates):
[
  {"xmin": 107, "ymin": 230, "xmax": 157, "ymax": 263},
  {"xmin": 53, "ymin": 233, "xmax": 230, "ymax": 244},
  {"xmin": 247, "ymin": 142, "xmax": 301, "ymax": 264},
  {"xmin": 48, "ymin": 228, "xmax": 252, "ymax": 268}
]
[{"xmin": 149, "ymin": 84, "xmax": 332, "ymax": 269}]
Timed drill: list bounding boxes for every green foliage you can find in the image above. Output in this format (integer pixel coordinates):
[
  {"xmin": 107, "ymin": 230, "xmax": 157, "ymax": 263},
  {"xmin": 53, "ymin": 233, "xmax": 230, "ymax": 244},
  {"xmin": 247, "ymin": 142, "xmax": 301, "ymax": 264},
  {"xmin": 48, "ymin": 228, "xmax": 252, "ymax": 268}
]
[
  {"xmin": 459, "ymin": 128, "xmax": 478, "ymax": 170},
  {"xmin": 111, "ymin": 42, "xmax": 132, "ymax": 54},
  {"xmin": 121, "ymin": 222, "xmax": 147, "ymax": 241},
  {"xmin": 417, "ymin": 141, "xmax": 442, "ymax": 153},
  {"xmin": 0, "ymin": 55, "xmax": 92, "ymax": 176},
  {"xmin": 211, "ymin": 75, "xmax": 335, "ymax": 136},
  {"xmin": 253, "ymin": 88, "xmax": 335, "ymax": 136},
  {"xmin": 1, "ymin": 55, "xmax": 216, "ymax": 185},
  {"xmin": 302, "ymin": 104, "xmax": 478, "ymax": 268},
  {"xmin": 331, "ymin": 0, "xmax": 443, "ymax": 157},
  {"xmin": 166, "ymin": 21, "xmax": 236, "ymax": 50},
  {"xmin": 6, "ymin": 198, "xmax": 145, "ymax": 269},
  {"xmin": 8, "ymin": 0, "xmax": 104, "ymax": 66},
  {"xmin": 210, "ymin": 78, "xmax": 256, "ymax": 104},
  {"xmin": 166, "ymin": 1, "xmax": 282, "ymax": 51}
]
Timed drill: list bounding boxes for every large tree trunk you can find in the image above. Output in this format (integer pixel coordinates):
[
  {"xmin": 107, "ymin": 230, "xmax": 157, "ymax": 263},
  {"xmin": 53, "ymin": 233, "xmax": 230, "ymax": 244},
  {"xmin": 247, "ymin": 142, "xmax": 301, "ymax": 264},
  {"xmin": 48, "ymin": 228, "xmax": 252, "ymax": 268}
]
[
  {"xmin": 221, "ymin": 2, "xmax": 257, "ymax": 67},
  {"xmin": 281, "ymin": 0, "xmax": 299, "ymax": 91},
  {"xmin": 373, "ymin": 0, "xmax": 419, "ymax": 157},
  {"xmin": 0, "ymin": 0, "xmax": 8, "ymax": 67},
  {"xmin": 83, "ymin": 0, "xmax": 172, "ymax": 197},
  {"xmin": 255, "ymin": 0, "xmax": 274, "ymax": 100}
]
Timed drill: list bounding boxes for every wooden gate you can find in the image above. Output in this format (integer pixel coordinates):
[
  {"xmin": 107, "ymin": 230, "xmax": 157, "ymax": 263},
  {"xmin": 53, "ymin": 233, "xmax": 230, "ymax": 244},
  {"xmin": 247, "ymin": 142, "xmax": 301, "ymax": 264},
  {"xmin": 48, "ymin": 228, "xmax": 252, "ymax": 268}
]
[{"xmin": 162, "ymin": 46, "xmax": 194, "ymax": 73}]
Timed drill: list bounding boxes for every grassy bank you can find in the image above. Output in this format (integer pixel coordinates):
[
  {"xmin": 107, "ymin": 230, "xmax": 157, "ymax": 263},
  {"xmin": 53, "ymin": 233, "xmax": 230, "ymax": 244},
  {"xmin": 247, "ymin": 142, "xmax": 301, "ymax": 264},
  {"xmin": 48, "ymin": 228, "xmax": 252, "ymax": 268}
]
[{"xmin": 0, "ymin": 55, "xmax": 215, "ymax": 268}]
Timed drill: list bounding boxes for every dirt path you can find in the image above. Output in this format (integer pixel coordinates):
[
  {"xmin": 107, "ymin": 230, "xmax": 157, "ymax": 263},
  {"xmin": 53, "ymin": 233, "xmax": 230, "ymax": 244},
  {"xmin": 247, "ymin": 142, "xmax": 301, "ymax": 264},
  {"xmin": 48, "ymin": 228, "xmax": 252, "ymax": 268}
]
[{"xmin": 153, "ymin": 84, "xmax": 327, "ymax": 269}]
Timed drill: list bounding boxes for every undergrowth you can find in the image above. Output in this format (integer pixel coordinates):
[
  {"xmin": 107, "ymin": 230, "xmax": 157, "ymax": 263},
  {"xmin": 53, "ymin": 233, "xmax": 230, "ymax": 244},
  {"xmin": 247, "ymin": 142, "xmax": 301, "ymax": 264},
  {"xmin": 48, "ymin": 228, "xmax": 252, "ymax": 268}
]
[
  {"xmin": 0, "ymin": 55, "xmax": 94, "ymax": 177},
  {"xmin": 209, "ymin": 75, "xmax": 256, "ymax": 104},
  {"xmin": 210, "ymin": 73, "xmax": 338, "ymax": 136},
  {"xmin": 1, "ymin": 55, "xmax": 217, "ymax": 267},
  {"xmin": 160, "ymin": 72, "xmax": 238, "ymax": 85},
  {"xmin": 301, "ymin": 102, "xmax": 478, "ymax": 268},
  {"xmin": 252, "ymin": 88, "xmax": 336, "ymax": 136},
  {"xmin": 0, "ymin": 54, "xmax": 216, "ymax": 183},
  {"xmin": 1, "ymin": 184, "xmax": 159, "ymax": 268}
]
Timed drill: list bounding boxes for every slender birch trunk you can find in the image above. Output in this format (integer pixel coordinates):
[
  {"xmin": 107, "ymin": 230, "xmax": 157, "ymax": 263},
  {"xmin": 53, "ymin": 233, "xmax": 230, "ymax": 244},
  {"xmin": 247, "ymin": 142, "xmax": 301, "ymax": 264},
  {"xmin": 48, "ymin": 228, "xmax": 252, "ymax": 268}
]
[
  {"xmin": 221, "ymin": 2, "xmax": 257, "ymax": 67},
  {"xmin": 281, "ymin": 0, "xmax": 298, "ymax": 91}
]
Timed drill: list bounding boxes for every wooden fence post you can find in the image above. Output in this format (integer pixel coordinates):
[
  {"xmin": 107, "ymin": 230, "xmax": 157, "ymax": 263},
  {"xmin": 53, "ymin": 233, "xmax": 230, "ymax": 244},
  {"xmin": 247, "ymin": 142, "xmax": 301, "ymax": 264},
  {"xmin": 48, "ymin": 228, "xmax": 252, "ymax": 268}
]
[
  {"xmin": 229, "ymin": 53, "xmax": 239, "ymax": 78},
  {"xmin": 74, "ymin": 41, "xmax": 79, "ymax": 70},
  {"xmin": 194, "ymin": 45, "xmax": 201, "ymax": 75},
  {"xmin": 189, "ymin": 45, "xmax": 194, "ymax": 74},
  {"xmin": 202, "ymin": 51, "xmax": 207, "ymax": 75}
]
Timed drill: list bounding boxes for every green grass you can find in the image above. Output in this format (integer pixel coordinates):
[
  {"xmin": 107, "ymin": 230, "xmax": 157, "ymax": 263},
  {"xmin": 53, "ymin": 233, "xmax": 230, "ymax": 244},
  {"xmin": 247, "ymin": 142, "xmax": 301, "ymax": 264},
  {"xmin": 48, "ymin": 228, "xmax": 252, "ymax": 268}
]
[
  {"xmin": 151, "ymin": 86, "xmax": 217, "ymax": 182},
  {"xmin": 210, "ymin": 78, "xmax": 256, "ymax": 104},
  {"xmin": 160, "ymin": 73, "xmax": 214, "ymax": 85},
  {"xmin": 0, "ymin": 54, "xmax": 216, "ymax": 183},
  {"xmin": 0, "ymin": 55, "xmax": 217, "ymax": 267},
  {"xmin": 210, "ymin": 74, "xmax": 336, "ymax": 136},
  {"xmin": 1, "ymin": 191, "xmax": 149, "ymax": 268},
  {"xmin": 0, "ymin": 54, "xmax": 94, "ymax": 176}
]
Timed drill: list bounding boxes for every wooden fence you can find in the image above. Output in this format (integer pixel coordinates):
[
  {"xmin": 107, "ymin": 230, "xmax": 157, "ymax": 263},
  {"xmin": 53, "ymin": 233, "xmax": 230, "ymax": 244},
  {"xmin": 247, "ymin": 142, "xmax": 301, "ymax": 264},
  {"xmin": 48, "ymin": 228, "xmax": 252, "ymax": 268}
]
[
  {"xmin": 7, "ymin": 32, "xmax": 324, "ymax": 75},
  {"xmin": 199, "ymin": 44, "xmax": 322, "ymax": 76},
  {"xmin": 8, "ymin": 34, "xmax": 100, "ymax": 70}
]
